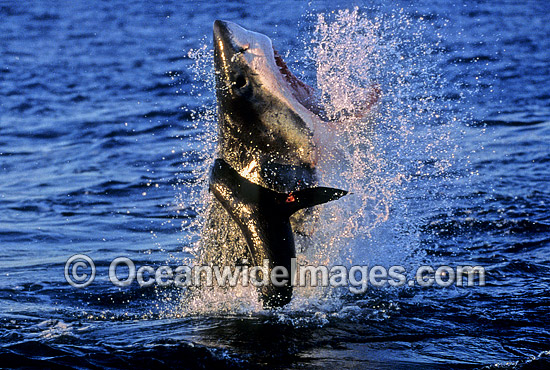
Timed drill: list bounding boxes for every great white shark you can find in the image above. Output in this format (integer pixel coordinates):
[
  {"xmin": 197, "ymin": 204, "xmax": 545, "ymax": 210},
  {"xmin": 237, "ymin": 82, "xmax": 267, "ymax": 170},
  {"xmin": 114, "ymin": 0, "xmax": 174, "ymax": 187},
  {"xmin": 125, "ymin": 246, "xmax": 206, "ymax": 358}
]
[{"xmin": 206, "ymin": 20, "xmax": 355, "ymax": 308}]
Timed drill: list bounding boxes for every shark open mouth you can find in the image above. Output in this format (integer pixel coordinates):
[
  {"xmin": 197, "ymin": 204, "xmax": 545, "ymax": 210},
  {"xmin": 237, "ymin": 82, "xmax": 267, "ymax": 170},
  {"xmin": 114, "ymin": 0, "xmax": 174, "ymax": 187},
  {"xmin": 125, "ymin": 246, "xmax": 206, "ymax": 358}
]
[
  {"xmin": 272, "ymin": 49, "xmax": 319, "ymax": 115},
  {"xmin": 272, "ymin": 46, "xmax": 380, "ymax": 121},
  {"xmin": 213, "ymin": 19, "xmax": 381, "ymax": 124}
]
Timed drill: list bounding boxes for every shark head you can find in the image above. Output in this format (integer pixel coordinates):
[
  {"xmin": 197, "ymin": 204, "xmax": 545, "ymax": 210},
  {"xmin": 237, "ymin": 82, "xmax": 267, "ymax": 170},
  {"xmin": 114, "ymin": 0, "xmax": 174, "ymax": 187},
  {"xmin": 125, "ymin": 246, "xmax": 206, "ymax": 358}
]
[{"xmin": 213, "ymin": 20, "xmax": 320, "ymax": 187}]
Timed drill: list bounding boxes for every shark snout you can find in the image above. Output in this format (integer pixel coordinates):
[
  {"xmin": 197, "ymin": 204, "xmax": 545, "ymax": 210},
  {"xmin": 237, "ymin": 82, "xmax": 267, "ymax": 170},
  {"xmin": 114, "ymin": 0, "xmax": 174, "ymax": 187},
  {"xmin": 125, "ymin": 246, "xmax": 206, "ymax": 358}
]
[
  {"xmin": 213, "ymin": 20, "xmax": 232, "ymax": 54},
  {"xmin": 213, "ymin": 20, "xmax": 230, "ymax": 43},
  {"xmin": 214, "ymin": 20, "xmax": 257, "ymax": 56}
]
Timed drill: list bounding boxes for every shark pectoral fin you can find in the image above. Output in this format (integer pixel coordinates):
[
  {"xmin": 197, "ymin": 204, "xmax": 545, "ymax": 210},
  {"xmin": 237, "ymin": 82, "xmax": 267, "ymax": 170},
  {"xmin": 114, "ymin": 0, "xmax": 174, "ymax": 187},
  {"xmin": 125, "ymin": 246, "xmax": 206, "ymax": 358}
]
[
  {"xmin": 211, "ymin": 157, "xmax": 348, "ymax": 216},
  {"xmin": 283, "ymin": 187, "xmax": 348, "ymax": 215}
]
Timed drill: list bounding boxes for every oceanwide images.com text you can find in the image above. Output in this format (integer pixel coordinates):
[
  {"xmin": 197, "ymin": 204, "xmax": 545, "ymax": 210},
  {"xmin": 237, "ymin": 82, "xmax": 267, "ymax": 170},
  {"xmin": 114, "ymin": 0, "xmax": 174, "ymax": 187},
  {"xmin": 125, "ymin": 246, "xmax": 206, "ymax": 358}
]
[{"xmin": 65, "ymin": 254, "xmax": 486, "ymax": 293}]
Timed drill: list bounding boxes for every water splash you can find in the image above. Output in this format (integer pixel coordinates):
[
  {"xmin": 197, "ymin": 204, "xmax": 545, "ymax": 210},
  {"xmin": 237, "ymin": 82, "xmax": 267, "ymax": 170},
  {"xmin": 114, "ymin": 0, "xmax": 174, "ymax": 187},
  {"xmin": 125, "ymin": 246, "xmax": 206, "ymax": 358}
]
[
  {"xmin": 173, "ymin": 6, "xmax": 461, "ymax": 318},
  {"xmin": 294, "ymin": 7, "xmax": 459, "ymax": 299},
  {"xmin": 176, "ymin": 41, "xmax": 217, "ymax": 260}
]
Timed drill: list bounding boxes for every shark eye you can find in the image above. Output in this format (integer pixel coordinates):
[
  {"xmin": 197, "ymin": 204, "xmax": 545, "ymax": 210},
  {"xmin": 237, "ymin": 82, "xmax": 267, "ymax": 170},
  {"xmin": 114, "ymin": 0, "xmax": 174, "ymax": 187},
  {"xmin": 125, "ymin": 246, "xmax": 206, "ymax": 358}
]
[{"xmin": 234, "ymin": 75, "xmax": 247, "ymax": 89}]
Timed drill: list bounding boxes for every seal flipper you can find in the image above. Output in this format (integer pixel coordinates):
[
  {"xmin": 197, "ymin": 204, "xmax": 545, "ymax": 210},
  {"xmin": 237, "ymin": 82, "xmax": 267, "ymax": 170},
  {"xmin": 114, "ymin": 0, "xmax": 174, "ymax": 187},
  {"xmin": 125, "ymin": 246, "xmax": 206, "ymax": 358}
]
[{"xmin": 209, "ymin": 158, "xmax": 347, "ymax": 308}]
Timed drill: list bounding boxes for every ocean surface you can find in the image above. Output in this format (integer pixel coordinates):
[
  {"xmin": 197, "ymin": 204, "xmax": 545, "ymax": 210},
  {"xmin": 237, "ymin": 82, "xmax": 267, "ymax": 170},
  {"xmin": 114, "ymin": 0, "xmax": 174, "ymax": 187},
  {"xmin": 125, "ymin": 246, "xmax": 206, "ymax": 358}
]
[{"xmin": 1, "ymin": 0, "xmax": 549, "ymax": 369}]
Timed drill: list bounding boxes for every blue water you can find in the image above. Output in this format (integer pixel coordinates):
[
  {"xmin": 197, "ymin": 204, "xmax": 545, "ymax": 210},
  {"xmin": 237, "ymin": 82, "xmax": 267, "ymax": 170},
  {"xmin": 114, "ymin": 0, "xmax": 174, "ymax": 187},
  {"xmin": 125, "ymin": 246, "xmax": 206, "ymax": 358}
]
[{"xmin": 1, "ymin": 0, "xmax": 549, "ymax": 369}]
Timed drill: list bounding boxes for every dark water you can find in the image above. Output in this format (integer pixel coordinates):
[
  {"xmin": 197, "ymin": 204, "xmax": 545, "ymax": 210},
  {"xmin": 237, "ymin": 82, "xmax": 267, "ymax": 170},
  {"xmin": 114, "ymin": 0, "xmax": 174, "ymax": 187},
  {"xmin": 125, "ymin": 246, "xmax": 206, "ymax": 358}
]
[{"xmin": 1, "ymin": 0, "xmax": 549, "ymax": 369}]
